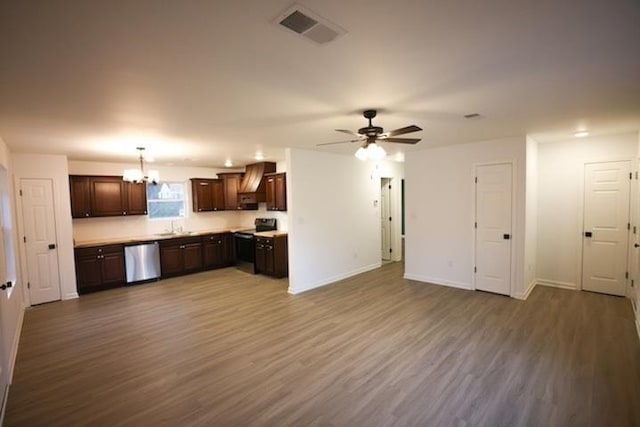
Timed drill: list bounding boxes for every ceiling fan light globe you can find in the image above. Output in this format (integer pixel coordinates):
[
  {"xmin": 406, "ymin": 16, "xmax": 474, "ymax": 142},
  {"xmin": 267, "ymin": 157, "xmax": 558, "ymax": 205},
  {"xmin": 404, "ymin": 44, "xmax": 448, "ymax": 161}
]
[
  {"xmin": 355, "ymin": 147, "xmax": 368, "ymax": 161},
  {"xmin": 367, "ymin": 143, "xmax": 386, "ymax": 161}
]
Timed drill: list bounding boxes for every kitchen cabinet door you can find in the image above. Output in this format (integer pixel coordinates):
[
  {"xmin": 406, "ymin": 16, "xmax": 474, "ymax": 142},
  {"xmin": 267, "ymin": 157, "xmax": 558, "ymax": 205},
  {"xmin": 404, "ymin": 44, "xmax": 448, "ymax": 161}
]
[
  {"xmin": 255, "ymin": 237, "xmax": 267, "ymax": 273},
  {"xmin": 192, "ymin": 179, "xmax": 213, "ymax": 212},
  {"xmin": 219, "ymin": 173, "xmax": 242, "ymax": 210},
  {"xmin": 101, "ymin": 251, "xmax": 126, "ymax": 285},
  {"xmin": 211, "ymin": 180, "xmax": 225, "ymax": 211},
  {"xmin": 91, "ymin": 177, "xmax": 126, "ymax": 216},
  {"xmin": 265, "ymin": 173, "xmax": 287, "ymax": 211},
  {"xmin": 160, "ymin": 244, "xmax": 184, "ymax": 276},
  {"xmin": 125, "ymin": 182, "xmax": 148, "ymax": 215},
  {"xmin": 183, "ymin": 242, "xmax": 203, "ymax": 272},
  {"xmin": 275, "ymin": 173, "xmax": 287, "ymax": 211},
  {"xmin": 69, "ymin": 175, "xmax": 92, "ymax": 218},
  {"xmin": 223, "ymin": 233, "xmax": 235, "ymax": 265},
  {"xmin": 75, "ymin": 255, "xmax": 102, "ymax": 290},
  {"xmin": 264, "ymin": 240, "xmax": 275, "ymax": 275},
  {"xmin": 203, "ymin": 235, "xmax": 225, "ymax": 268}
]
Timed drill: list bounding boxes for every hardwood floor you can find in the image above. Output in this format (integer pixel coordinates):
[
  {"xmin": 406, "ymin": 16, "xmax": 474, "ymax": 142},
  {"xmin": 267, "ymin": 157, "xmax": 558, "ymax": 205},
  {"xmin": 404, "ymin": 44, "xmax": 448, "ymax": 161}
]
[{"xmin": 5, "ymin": 262, "xmax": 640, "ymax": 426}]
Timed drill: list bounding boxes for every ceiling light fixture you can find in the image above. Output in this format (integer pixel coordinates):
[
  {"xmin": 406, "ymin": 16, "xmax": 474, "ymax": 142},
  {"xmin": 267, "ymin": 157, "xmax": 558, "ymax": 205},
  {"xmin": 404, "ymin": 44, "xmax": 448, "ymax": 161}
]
[
  {"xmin": 224, "ymin": 159, "xmax": 233, "ymax": 167},
  {"xmin": 255, "ymin": 152, "xmax": 265, "ymax": 161},
  {"xmin": 123, "ymin": 147, "xmax": 159, "ymax": 184},
  {"xmin": 574, "ymin": 131, "xmax": 589, "ymax": 138},
  {"xmin": 355, "ymin": 142, "xmax": 386, "ymax": 162}
]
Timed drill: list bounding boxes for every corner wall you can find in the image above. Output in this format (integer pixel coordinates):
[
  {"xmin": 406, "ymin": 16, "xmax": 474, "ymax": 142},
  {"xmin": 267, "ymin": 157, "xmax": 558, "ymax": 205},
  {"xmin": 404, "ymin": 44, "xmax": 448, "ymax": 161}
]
[
  {"xmin": 286, "ymin": 148, "xmax": 395, "ymax": 294},
  {"xmin": 404, "ymin": 136, "xmax": 528, "ymax": 297},
  {"xmin": 524, "ymin": 137, "xmax": 539, "ymax": 299}
]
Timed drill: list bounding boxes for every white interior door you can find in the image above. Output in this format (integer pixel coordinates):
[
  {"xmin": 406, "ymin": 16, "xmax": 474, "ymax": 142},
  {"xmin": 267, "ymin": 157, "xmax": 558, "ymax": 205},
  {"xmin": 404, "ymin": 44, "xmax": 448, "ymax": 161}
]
[
  {"xmin": 381, "ymin": 178, "xmax": 391, "ymax": 261},
  {"xmin": 475, "ymin": 163, "xmax": 512, "ymax": 296},
  {"xmin": 21, "ymin": 179, "xmax": 61, "ymax": 304},
  {"xmin": 582, "ymin": 161, "xmax": 630, "ymax": 296}
]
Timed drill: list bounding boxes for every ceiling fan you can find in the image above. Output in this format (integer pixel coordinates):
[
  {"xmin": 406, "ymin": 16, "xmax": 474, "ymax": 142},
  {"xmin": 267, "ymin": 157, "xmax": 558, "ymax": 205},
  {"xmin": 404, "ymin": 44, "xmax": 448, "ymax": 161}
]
[{"xmin": 318, "ymin": 110, "xmax": 422, "ymax": 160}]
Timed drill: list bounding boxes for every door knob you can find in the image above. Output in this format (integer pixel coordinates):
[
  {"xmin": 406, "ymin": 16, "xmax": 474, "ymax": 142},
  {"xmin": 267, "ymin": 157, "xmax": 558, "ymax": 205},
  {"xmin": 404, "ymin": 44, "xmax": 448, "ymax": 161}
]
[
  {"xmin": 48, "ymin": 243, "xmax": 56, "ymax": 250},
  {"xmin": 635, "ymin": 243, "xmax": 640, "ymax": 248},
  {"xmin": 503, "ymin": 234, "xmax": 510, "ymax": 240},
  {"xmin": 584, "ymin": 231, "xmax": 593, "ymax": 238}
]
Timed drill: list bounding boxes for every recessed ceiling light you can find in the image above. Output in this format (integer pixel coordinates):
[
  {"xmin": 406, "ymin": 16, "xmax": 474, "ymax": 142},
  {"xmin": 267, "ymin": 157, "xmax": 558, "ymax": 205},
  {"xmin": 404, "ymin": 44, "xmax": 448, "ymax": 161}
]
[
  {"xmin": 255, "ymin": 152, "xmax": 265, "ymax": 161},
  {"xmin": 574, "ymin": 131, "xmax": 589, "ymax": 138},
  {"xmin": 224, "ymin": 159, "xmax": 233, "ymax": 167}
]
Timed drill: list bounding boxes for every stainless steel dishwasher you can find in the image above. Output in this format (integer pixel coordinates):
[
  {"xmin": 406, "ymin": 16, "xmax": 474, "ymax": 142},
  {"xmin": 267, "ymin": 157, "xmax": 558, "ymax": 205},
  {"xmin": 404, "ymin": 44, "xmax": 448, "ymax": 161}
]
[{"xmin": 124, "ymin": 242, "xmax": 161, "ymax": 284}]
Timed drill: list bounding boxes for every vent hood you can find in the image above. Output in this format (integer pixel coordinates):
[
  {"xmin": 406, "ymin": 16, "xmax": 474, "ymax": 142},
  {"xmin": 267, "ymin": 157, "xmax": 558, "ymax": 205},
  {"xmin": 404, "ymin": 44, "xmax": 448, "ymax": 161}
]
[{"xmin": 238, "ymin": 162, "xmax": 276, "ymax": 204}]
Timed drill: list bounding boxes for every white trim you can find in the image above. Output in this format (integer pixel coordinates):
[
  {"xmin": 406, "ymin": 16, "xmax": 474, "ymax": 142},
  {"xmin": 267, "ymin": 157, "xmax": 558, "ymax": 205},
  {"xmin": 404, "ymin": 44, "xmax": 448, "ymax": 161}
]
[
  {"xmin": 537, "ymin": 278, "xmax": 578, "ymax": 290},
  {"xmin": 636, "ymin": 318, "xmax": 640, "ymax": 345},
  {"xmin": 403, "ymin": 273, "xmax": 472, "ymax": 291},
  {"xmin": 288, "ymin": 262, "xmax": 381, "ymax": 295},
  {"xmin": 472, "ymin": 160, "xmax": 517, "ymax": 297},
  {"xmin": 63, "ymin": 292, "xmax": 79, "ymax": 300},
  {"xmin": 513, "ymin": 279, "xmax": 537, "ymax": 300},
  {"xmin": 1, "ymin": 303, "xmax": 24, "ymax": 425},
  {"xmin": 7, "ymin": 305, "xmax": 24, "ymax": 383}
]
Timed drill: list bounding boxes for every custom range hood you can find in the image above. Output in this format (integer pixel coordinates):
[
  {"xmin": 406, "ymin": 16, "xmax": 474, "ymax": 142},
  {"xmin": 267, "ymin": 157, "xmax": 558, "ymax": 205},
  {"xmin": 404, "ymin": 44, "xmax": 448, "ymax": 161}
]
[{"xmin": 238, "ymin": 161, "xmax": 276, "ymax": 204}]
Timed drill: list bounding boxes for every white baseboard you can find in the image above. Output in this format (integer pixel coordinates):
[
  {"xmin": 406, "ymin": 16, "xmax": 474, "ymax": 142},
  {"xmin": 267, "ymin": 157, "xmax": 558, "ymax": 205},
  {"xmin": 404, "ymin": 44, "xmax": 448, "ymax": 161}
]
[
  {"xmin": 63, "ymin": 292, "xmax": 79, "ymax": 300},
  {"xmin": 403, "ymin": 273, "xmax": 472, "ymax": 291},
  {"xmin": 536, "ymin": 278, "xmax": 577, "ymax": 290},
  {"xmin": 8, "ymin": 305, "xmax": 24, "ymax": 383},
  {"xmin": 513, "ymin": 279, "xmax": 537, "ymax": 300},
  {"xmin": 636, "ymin": 318, "xmax": 640, "ymax": 345},
  {"xmin": 288, "ymin": 262, "xmax": 382, "ymax": 295}
]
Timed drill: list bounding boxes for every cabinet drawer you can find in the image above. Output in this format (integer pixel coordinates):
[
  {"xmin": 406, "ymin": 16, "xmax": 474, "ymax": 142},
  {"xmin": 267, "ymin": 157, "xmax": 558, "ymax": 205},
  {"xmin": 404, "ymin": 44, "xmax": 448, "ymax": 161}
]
[
  {"xmin": 159, "ymin": 236, "xmax": 202, "ymax": 247},
  {"xmin": 255, "ymin": 237, "xmax": 273, "ymax": 245},
  {"xmin": 75, "ymin": 244, "xmax": 124, "ymax": 257}
]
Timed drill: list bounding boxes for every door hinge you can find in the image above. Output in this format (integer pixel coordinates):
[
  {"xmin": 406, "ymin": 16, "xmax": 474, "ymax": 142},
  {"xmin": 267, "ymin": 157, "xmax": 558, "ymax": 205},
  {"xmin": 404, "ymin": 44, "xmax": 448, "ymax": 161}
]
[
  {"xmin": 19, "ymin": 189, "xmax": 23, "ymax": 196},
  {"xmin": 474, "ymin": 222, "xmax": 477, "ymax": 229},
  {"xmin": 630, "ymin": 172, "xmax": 633, "ymax": 180},
  {"xmin": 27, "ymin": 282, "xmax": 30, "ymax": 289},
  {"xmin": 625, "ymin": 271, "xmax": 629, "ymax": 279},
  {"xmin": 388, "ymin": 184, "xmax": 391, "ymax": 189},
  {"xmin": 632, "ymin": 279, "xmax": 635, "ymax": 288},
  {"xmin": 390, "ymin": 248, "xmax": 393, "ymax": 253},
  {"xmin": 389, "ymin": 217, "xmax": 392, "ymax": 221},
  {"xmin": 635, "ymin": 226, "xmax": 637, "ymax": 234},
  {"xmin": 23, "ymin": 236, "xmax": 26, "ymax": 243},
  {"xmin": 474, "ymin": 266, "xmax": 477, "ymax": 273},
  {"xmin": 628, "ymin": 223, "xmax": 631, "ymax": 230},
  {"xmin": 474, "ymin": 177, "xmax": 478, "ymax": 184}
]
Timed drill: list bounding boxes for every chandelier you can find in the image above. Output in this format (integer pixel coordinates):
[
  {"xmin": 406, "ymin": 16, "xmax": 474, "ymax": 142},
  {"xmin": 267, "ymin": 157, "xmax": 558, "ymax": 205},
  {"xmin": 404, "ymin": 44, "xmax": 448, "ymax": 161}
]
[{"xmin": 123, "ymin": 147, "xmax": 159, "ymax": 184}]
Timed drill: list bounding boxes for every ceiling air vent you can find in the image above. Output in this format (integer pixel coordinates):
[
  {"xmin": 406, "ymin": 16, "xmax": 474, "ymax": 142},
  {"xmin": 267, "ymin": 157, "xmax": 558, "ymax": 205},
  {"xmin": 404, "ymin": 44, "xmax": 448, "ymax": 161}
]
[{"xmin": 274, "ymin": 4, "xmax": 346, "ymax": 45}]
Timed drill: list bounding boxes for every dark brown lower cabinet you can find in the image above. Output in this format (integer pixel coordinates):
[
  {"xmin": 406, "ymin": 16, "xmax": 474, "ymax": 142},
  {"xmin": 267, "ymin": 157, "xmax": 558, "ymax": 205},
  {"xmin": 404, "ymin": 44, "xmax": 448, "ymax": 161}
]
[
  {"xmin": 255, "ymin": 235, "xmax": 288, "ymax": 278},
  {"xmin": 159, "ymin": 237, "xmax": 203, "ymax": 278},
  {"xmin": 202, "ymin": 233, "xmax": 235, "ymax": 269},
  {"xmin": 75, "ymin": 244, "xmax": 126, "ymax": 294}
]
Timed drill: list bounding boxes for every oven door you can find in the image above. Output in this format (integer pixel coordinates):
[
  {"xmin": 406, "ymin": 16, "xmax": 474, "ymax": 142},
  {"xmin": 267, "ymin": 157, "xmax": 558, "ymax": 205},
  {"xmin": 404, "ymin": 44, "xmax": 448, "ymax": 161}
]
[{"xmin": 234, "ymin": 233, "xmax": 255, "ymax": 263}]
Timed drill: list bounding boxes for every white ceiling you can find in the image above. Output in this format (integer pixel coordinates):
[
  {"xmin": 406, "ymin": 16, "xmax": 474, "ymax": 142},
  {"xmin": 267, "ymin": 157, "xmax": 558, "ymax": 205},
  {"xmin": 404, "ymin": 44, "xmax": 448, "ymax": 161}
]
[{"xmin": 1, "ymin": 0, "xmax": 639, "ymax": 168}]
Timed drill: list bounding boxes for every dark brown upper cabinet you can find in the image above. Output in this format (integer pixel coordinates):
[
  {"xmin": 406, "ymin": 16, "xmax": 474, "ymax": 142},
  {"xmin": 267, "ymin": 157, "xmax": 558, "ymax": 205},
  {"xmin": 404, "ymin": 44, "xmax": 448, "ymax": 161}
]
[
  {"xmin": 70, "ymin": 175, "xmax": 148, "ymax": 218},
  {"xmin": 191, "ymin": 178, "xmax": 225, "ymax": 212},
  {"xmin": 265, "ymin": 172, "xmax": 287, "ymax": 211},
  {"xmin": 217, "ymin": 173, "xmax": 258, "ymax": 211}
]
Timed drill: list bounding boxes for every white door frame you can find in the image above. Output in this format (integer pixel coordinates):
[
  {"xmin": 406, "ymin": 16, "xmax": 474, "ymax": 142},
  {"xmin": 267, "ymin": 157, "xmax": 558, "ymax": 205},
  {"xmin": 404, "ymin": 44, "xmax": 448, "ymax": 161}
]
[
  {"xmin": 576, "ymin": 157, "xmax": 633, "ymax": 292},
  {"xmin": 472, "ymin": 160, "xmax": 518, "ymax": 297},
  {"xmin": 380, "ymin": 177, "xmax": 392, "ymax": 261},
  {"xmin": 15, "ymin": 178, "xmax": 63, "ymax": 306},
  {"xmin": 378, "ymin": 175, "xmax": 402, "ymax": 262}
]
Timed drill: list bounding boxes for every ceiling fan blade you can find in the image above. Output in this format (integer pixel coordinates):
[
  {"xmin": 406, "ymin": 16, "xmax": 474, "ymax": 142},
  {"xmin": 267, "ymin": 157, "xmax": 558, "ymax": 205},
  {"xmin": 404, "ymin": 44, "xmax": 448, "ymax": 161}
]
[
  {"xmin": 380, "ymin": 125, "xmax": 422, "ymax": 138},
  {"xmin": 317, "ymin": 139, "xmax": 361, "ymax": 146},
  {"xmin": 335, "ymin": 129, "xmax": 362, "ymax": 137},
  {"xmin": 381, "ymin": 137, "xmax": 421, "ymax": 144}
]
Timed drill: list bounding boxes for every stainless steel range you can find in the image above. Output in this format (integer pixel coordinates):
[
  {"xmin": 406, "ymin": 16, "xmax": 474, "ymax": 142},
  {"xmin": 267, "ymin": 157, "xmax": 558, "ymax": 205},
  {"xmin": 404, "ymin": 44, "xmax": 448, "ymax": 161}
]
[{"xmin": 234, "ymin": 218, "xmax": 277, "ymax": 271}]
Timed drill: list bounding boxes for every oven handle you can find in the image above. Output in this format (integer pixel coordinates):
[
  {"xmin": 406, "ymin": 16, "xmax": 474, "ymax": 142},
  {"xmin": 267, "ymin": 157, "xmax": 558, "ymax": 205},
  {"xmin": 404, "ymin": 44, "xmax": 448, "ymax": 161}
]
[{"xmin": 234, "ymin": 233, "xmax": 255, "ymax": 240}]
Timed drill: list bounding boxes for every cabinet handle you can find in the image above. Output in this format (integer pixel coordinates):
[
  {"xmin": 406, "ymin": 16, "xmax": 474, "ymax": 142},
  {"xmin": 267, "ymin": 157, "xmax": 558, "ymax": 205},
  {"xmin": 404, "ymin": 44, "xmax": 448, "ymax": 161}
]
[
  {"xmin": 85, "ymin": 213, "xmax": 89, "ymax": 217},
  {"xmin": 123, "ymin": 211, "xmax": 127, "ymax": 215},
  {"xmin": 266, "ymin": 246, "xmax": 273, "ymax": 251},
  {"xmin": 198, "ymin": 209, "xmax": 202, "ymax": 212}
]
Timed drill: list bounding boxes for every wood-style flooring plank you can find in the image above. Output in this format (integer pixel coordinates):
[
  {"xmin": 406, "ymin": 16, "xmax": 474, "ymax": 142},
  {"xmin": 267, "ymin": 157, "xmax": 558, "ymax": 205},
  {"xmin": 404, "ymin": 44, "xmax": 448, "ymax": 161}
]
[{"xmin": 4, "ymin": 262, "xmax": 640, "ymax": 426}]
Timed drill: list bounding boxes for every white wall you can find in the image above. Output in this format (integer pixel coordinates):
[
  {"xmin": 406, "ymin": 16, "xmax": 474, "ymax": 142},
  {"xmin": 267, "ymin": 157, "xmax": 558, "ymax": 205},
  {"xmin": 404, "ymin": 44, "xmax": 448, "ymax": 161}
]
[
  {"xmin": 13, "ymin": 154, "xmax": 77, "ymax": 302},
  {"xmin": 537, "ymin": 132, "xmax": 637, "ymax": 289},
  {"xmin": 68, "ymin": 160, "xmax": 288, "ymax": 242},
  {"xmin": 404, "ymin": 136, "xmax": 528, "ymax": 297},
  {"xmin": 286, "ymin": 148, "xmax": 389, "ymax": 294},
  {"xmin": 0, "ymin": 137, "xmax": 24, "ymax": 401},
  {"xmin": 524, "ymin": 136, "xmax": 539, "ymax": 298}
]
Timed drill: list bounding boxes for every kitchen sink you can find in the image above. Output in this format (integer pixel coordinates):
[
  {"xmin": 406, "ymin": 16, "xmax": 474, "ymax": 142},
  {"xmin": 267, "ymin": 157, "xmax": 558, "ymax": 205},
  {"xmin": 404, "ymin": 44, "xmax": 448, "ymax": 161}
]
[{"xmin": 155, "ymin": 231, "xmax": 196, "ymax": 237}]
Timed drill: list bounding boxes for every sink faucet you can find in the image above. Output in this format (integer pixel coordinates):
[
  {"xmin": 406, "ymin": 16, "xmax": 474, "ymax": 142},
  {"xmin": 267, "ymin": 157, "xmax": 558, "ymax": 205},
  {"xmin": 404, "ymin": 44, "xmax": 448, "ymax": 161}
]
[{"xmin": 170, "ymin": 220, "xmax": 176, "ymax": 233}]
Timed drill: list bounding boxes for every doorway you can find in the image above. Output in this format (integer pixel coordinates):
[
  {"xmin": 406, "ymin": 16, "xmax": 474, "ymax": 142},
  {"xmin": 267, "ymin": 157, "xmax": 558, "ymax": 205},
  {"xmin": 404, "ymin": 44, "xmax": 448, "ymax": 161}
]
[
  {"xmin": 582, "ymin": 161, "xmax": 631, "ymax": 296},
  {"xmin": 381, "ymin": 178, "xmax": 392, "ymax": 262},
  {"xmin": 19, "ymin": 179, "xmax": 61, "ymax": 305},
  {"xmin": 474, "ymin": 163, "xmax": 513, "ymax": 296}
]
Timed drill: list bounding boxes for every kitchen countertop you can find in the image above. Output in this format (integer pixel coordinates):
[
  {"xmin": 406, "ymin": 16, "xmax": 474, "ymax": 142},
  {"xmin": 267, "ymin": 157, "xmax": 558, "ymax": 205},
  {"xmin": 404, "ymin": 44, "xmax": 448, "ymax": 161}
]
[
  {"xmin": 253, "ymin": 231, "xmax": 288, "ymax": 238},
  {"xmin": 74, "ymin": 227, "xmax": 254, "ymax": 248}
]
